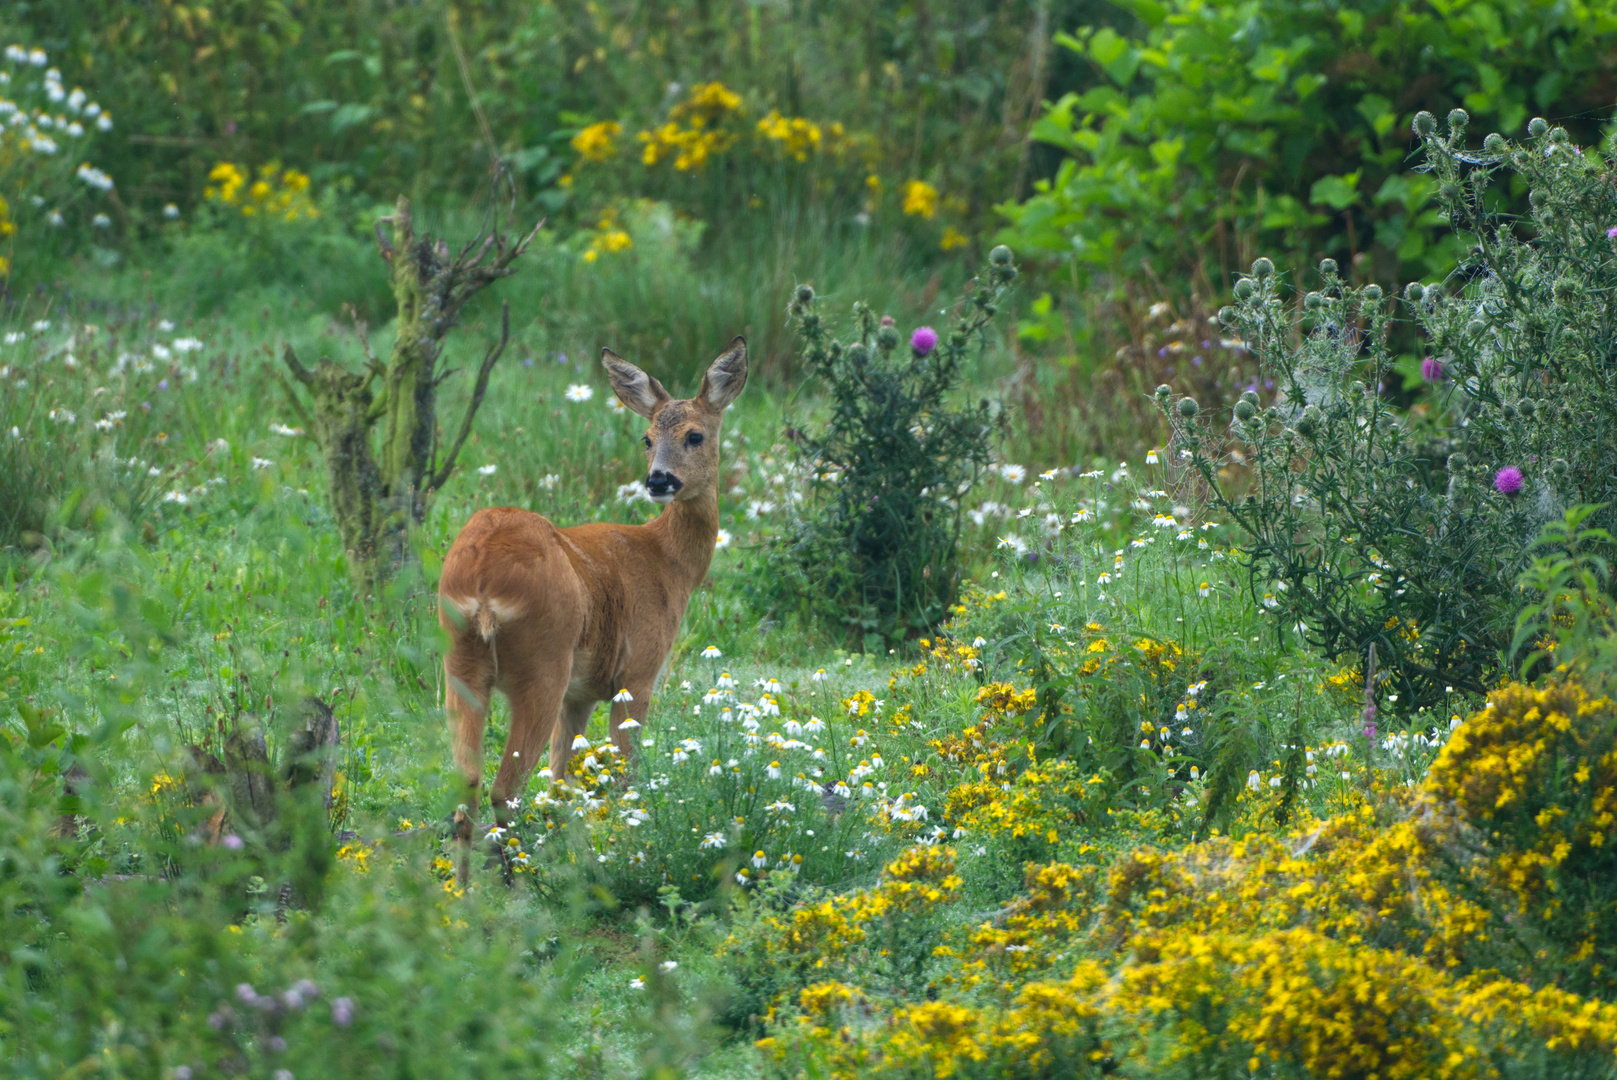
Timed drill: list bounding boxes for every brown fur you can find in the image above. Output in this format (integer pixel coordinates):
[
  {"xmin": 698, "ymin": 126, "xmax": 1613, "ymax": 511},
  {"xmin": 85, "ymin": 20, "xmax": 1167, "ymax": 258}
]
[{"xmin": 437, "ymin": 338, "xmax": 747, "ymax": 858}]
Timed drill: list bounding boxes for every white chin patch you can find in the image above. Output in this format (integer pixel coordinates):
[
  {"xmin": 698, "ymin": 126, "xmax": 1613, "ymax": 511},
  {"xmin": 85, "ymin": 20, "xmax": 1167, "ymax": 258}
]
[{"xmin": 649, "ymin": 492, "xmax": 675, "ymax": 504}]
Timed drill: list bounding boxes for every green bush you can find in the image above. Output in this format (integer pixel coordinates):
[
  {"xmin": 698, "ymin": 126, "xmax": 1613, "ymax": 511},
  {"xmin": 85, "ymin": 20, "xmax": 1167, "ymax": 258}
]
[
  {"xmin": 1173, "ymin": 112, "xmax": 1617, "ymax": 711},
  {"xmin": 1002, "ymin": 0, "xmax": 1617, "ymax": 296},
  {"xmin": 764, "ymin": 250, "xmax": 1016, "ymax": 646}
]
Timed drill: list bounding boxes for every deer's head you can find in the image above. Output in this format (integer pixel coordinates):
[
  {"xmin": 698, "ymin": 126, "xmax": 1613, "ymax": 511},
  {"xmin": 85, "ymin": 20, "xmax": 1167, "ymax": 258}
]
[{"xmin": 602, "ymin": 337, "xmax": 747, "ymax": 503}]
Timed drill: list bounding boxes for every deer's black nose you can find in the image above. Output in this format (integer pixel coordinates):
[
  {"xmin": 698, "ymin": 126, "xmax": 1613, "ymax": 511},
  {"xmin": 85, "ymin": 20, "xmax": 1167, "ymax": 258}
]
[{"xmin": 647, "ymin": 470, "xmax": 683, "ymax": 497}]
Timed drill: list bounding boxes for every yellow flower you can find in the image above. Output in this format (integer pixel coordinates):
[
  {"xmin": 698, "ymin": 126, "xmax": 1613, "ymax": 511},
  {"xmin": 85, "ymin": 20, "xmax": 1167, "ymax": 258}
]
[
  {"xmin": 902, "ymin": 179, "xmax": 939, "ymax": 218},
  {"xmin": 939, "ymin": 226, "xmax": 969, "ymax": 250},
  {"xmin": 571, "ymin": 119, "xmax": 623, "ymax": 163}
]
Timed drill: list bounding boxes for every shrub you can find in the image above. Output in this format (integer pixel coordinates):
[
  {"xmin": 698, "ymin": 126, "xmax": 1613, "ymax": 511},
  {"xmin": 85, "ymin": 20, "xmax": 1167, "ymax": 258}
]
[
  {"xmin": 765, "ymin": 250, "xmax": 1016, "ymax": 647},
  {"xmin": 1002, "ymin": 0, "xmax": 1617, "ymax": 295},
  {"xmin": 1171, "ymin": 114, "xmax": 1617, "ymax": 709}
]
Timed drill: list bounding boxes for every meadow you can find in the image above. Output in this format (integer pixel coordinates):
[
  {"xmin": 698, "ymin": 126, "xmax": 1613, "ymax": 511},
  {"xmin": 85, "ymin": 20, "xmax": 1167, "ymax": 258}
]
[{"xmin": 7, "ymin": 4, "xmax": 1617, "ymax": 1078}]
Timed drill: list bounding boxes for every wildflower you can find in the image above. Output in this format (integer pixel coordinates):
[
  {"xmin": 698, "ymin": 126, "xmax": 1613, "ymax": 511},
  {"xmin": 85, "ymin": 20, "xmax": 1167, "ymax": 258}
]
[
  {"xmin": 475, "ymin": 464, "xmax": 497, "ymax": 477},
  {"xmin": 1198, "ymin": 582, "xmax": 1211, "ymax": 598},
  {"xmin": 999, "ymin": 463, "xmax": 1027, "ymax": 483},
  {"xmin": 613, "ymin": 688, "xmax": 634, "ymax": 702},
  {"xmin": 700, "ymin": 831, "xmax": 726, "ymax": 848},
  {"xmin": 1146, "ymin": 448, "xmax": 1159, "ymax": 464},
  {"xmin": 251, "ymin": 457, "xmax": 274, "ymax": 469},
  {"xmin": 701, "ymin": 645, "xmax": 722, "ymax": 659},
  {"xmin": 767, "ymin": 761, "xmax": 781, "ymax": 778},
  {"xmin": 564, "ymin": 383, "xmax": 593, "ymax": 402},
  {"xmin": 630, "ymin": 976, "xmax": 645, "ymax": 989},
  {"xmin": 617, "ymin": 718, "xmax": 641, "ymax": 729},
  {"xmin": 751, "ymin": 850, "xmax": 768, "ymax": 869},
  {"xmin": 1494, "ymin": 465, "xmax": 1524, "ymax": 495},
  {"xmin": 811, "ymin": 668, "xmax": 827, "ymax": 682},
  {"xmin": 270, "ymin": 422, "xmax": 303, "ymax": 436},
  {"xmin": 717, "ymin": 672, "xmax": 736, "ymax": 689},
  {"xmin": 163, "ymin": 203, "xmax": 180, "ymax": 219},
  {"xmin": 708, "ymin": 759, "xmax": 723, "ymax": 776},
  {"xmin": 901, "ymin": 179, "xmax": 938, "ymax": 218},
  {"xmin": 659, "ymin": 960, "xmax": 678, "ymax": 972},
  {"xmin": 805, "ymin": 716, "xmax": 825, "ymax": 733},
  {"xmin": 1039, "ymin": 468, "xmax": 1059, "ymax": 480},
  {"xmin": 1152, "ymin": 513, "xmax": 1176, "ymax": 528},
  {"xmin": 997, "ymin": 535, "xmax": 1029, "ymax": 556},
  {"xmin": 571, "ymin": 119, "xmax": 623, "ymax": 162},
  {"xmin": 571, "ymin": 734, "xmax": 591, "ymax": 750},
  {"xmin": 1246, "ymin": 770, "xmax": 1261, "ymax": 790},
  {"xmin": 1420, "ymin": 356, "xmax": 1445, "ymax": 381},
  {"xmin": 714, "ymin": 529, "xmax": 732, "ymax": 549}
]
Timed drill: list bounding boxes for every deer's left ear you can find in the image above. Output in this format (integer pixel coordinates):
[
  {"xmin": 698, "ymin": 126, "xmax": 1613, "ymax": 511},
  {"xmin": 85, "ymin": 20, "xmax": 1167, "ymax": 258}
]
[
  {"xmin": 602, "ymin": 348, "xmax": 670, "ymax": 419},
  {"xmin": 699, "ymin": 336, "xmax": 748, "ymax": 411}
]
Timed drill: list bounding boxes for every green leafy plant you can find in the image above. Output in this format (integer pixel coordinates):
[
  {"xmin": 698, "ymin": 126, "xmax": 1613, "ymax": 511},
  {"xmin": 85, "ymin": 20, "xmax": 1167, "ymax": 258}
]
[
  {"xmin": 767, "ymin": 248, "xmax": 1016, "ymax": 646},
  {"xmin": 1169, "ymin": 111, "xmax": 1617, "ymax": 711}
]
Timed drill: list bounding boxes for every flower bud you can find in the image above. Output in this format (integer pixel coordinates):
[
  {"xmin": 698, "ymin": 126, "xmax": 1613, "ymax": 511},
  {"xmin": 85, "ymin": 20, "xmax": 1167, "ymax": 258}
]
[
  {"xmin": 1403, "ymin": 282, "xmax": 1424, "ymax": 303},
  {"xmin": 1362, "ymin": 284, "xmax": 1382, "ymax": 302},
  {"xmin": 1412, "ymin": 111, "xmax": 1437, "ymax": 136},
  {"xmin": 1240, "ymin": 389, "xmax": 1259, "ymax": 405},
  {"xmin": 1218, "ymin": 305, "xmax": 1238, "ymax": 325},
  {"xmin": 1550, "ymin": 457, "xmax": 1569, "ymax": 476},
  {"xmin": 1304, "ymin": 291, "xmax": 1324, "ymax": 310},
  {"xmin": 1234, "ymin": 399, "xmax": 1257, "ymax": 421},
  {"xmin": 1233, "ymin": 278, "xmax": 1256, "ymax": 300},
  {"xmin": 989, "ymin": 244, "xmax": 1014, "ymax": 266},
  {"xmin": 1483, "ymin": 133, "xmax": 1505, "ymax": 153},
  {"xmin": 1518, "ymin": 398, "xmax": 1536, "ymax": 418},
  {"xmin": 1155, "ymin": 383, "xmax": 1172, "ymax": 400},
  {"xmin": 1318, "ymin": 258, "xmax": 1338, "ymax": 276},
  {"xmin": 1251, "ymin": 257, "xmax": 1275, "ymax": 279},
  {"xmin": 876, "ymin": 324, "xmax": 900, "ymax": 351},
  {"xmin": 1176, "ymin": 396, "xmax": 1199, "ymax": 418},
  {"xmin": 794, "ymin": 284, "xmax": 815, "ymax": 304},
  {"xmin": 1466, "ymin": 319, "xmax": 1486, "ymax": 337},
  {"xmin": 1446, "ymin": 108, "xmax": 1468, "ymax": 134},
  {"xmin": 1529, "ymin": 188, "xmax": 1549, "ymax": 208},
  {"xmin": 1501, "ymin": 403, "xmax": 1517, "ymax": 419},
  {"xmin": 1447, "ymin": 452, "xmax": 1466, "ymax": 469},
  {"xmin": 846, "ymin": 342, "xmax": 869, "ymax": 364},
  {"xmin": 1549, "ymin": 126, "xmax": 1568, "ymax": 143},
  {"xmin": 1528, "ymin": 117, "xmax": 1549, "ymax": 137}
]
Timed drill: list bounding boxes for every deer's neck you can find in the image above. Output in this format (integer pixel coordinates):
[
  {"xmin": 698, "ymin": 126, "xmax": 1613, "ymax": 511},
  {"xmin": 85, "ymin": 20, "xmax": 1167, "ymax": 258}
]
[{"xmin": 648, "ymin": 488, "xmax": 719, "ymax": 588}]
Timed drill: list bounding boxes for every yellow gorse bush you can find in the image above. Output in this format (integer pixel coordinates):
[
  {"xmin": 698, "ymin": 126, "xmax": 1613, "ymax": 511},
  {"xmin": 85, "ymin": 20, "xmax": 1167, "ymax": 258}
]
[
  {"xmin": 205, "ymin": 161, "xmax": 317, "ymax": 221},
  {"xmin": 750, "ymin": 673, "xmax": 1617, "ymax": 1076}
]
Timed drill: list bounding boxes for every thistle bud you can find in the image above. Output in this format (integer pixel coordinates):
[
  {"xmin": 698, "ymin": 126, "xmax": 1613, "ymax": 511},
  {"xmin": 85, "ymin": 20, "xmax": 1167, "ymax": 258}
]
[
  {"xmin": 1446, "ymin": 108, "xmax": 1468, "ymax": 134},
  {"xmin": 1218, "ymin": 306, "xmax": 1238, "ymax": 325},
  {"xmin": 1518, "ymin": 398, "xmax": 1536, "ymax": 418},
  {"xmin": 1403, "ymin": 282, "xmax": 1424, "ymax": 303},
  {"xmin": 1362, "ymin": 284, "xmax": 1382, "ymax": 302},
  {"xmin": 1318, "ymin": 258, "xmax": 1338, "ymax": 276},
  {"xmin": 1483, "ymin": 133, "xmax": 1505, "ymax": 153},
  {"xmin": 794, "ymin": 284, "xmax": 815, "ymax": 304},
  {"xmin": 1304, "ymin": 291, "xmax": 1324, "ymax": 310},
  {"xmin": 1412, "ymin": 111, "xmax": 1437, "ymax": 137},
  {"xmin": 1241, "ymin": 389, "xmax": 1259, "ymax": 405},
  {"xmin": 1234, "ymin": 278, "xmax": 1256, "ymax": 300},
  {"xmin": 1155, "ymin": 383, "xmax": 1172, "ymax": 400},
  {"xmin": 1448, "ymin": 452, "xmax": 1467, "ymax": 469},
  {"xmin": 1466, "ymin": 319, "xmax": 1486, "ymax": 337},
  {"xmin": 876, "ymin": 324, "xmax": 900, "ymax": 351},
  {"xmin": 1234, "ymin": 399, "xmax": 1257, "ymax": 421},
  {"xmin": 1501, "ymin": 403, "xmax": 1517, "ymax": 420},
  {"xmin": 989, "ymin": 244, "xmax": 1014, "ymax": 266},
  {"xmin": 1528, "ymin": 117, "xmax": 1549, "ymax": 138},
  {"xmin": 1549, "ymin": 126, "xmax": 1568, "ymax": 143},
  {"xmin": 1251, "ymin": 257, "xmax": 1275, "ymax": 279},
  {"xmin": 1529, "ymin": 188, "xmax": 1549, "ymax": 208},
  {"xmin": 1550, "ymin": 457, "xmax": 1569, "ymax": 476},
  {"xmin": 1177, "ymin": 397, "xmax": 1199, "ymax": 419},
  {"xmin": 845, "ymin": 342, "xmax": 869, "ymax": 364}
]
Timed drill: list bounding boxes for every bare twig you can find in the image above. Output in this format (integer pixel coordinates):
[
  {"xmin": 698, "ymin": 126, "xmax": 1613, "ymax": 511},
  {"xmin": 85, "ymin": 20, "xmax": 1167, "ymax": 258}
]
[
  {"xmin": 282, "ymin": 343, "xmax": 314, "ymax": 386},
  {"xmin": 428, "ymin": 300, "xmax": 510, "ymax": 492},
  {"xmin": 373, "ymin": 217, "xmax": 395, "ymax": 261},
  {"xmin": 445, "ymin": 6, "xmax": 501, "ymax": 172},
  {"xmin": 344, "ymin": 304, "xmax": 384, "ymax": 377}
]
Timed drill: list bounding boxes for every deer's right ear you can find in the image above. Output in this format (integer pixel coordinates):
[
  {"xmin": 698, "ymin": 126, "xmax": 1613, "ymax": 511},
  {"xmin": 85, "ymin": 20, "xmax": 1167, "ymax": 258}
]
[
  {"xmin": 601, "ymin": 349, "xmax": 670, "ymax": 419},
  {"xmin": 699, "ymin": 336, "xmax": 748, "ymax": 411}
]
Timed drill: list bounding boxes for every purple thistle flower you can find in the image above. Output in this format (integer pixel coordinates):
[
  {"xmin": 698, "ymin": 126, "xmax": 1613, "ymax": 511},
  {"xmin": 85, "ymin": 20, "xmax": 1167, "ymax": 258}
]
[
  {"xmin": 1494, "ymin": 466, "xmax": 1524, "ymax": 495},
  {"xmin": 1607, "ymin": 225, "xmax": 1617, "ymax": 238},
  {"xmin": 910, "ymin": 326, "xmax": 938, "ymax": 356},
  {"xmin": 1420, "ymin": 356, "xmax": 1445, "ymax": 382}
]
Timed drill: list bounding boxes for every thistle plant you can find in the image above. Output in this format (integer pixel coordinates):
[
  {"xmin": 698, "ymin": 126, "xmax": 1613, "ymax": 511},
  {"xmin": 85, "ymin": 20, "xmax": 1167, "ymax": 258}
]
[
  {"xmin": 769, "ymin": 248, "xmax": 1016, "ymax": 646},
  {"xmin": 1167, "ymin": 110, "xmax": 1617, "ymax": 710}
]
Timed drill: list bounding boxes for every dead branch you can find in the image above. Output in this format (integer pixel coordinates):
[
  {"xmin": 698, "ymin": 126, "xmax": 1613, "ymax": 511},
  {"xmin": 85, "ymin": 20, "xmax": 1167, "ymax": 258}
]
[
  {"xmin": 374, "ymin": 217, "xmax": 395, "ymax": 261},
  {"xmin": 429, "ymin": 299, "xmax": 509, "ymax": 493},
  {"xmin": 281, "ymin": 342, "xmax": 315, "ymax": 386}
]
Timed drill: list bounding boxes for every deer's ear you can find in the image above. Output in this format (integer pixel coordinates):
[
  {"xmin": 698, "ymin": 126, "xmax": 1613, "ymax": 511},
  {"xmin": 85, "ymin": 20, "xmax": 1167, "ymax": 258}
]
[
  {"xmin": 601, "ymin": 349, "xmax": 670, "ymax": 419},
  {"xmin": 699, "ymin": 336, "xmax": 748, "ymax": 411}
]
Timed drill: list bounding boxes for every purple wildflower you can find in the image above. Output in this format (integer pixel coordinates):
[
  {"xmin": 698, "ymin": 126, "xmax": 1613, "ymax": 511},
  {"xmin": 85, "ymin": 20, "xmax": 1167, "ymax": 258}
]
[
  {"xmin": 1191, "ymin": 355, "xmax": 1202, "ymax": 367},
  {"xmin": 222, "ymin": 834, "xmax": 244, "ymax": 850},
  {"xmin": 1607, "ymin": 226, "xmax": 1617, "ymax": 238},
  {"xmin": 157, "ymin": 379, "xmax": 169, "ymax": 391},
  {"xmin": 910, "ymin": 326, "xmax": 938, "ymax": 355},
  {"xmin": 332, "ymin": 997, "xmax": 355, "ymax": 1027},
  {"xmin": 1494, "ymin": 466, "xmax": 1524, "ymax": 495},
  {"xmin": 1420, "ymin": 357, "xmax": 1445, "ymax": 382}
]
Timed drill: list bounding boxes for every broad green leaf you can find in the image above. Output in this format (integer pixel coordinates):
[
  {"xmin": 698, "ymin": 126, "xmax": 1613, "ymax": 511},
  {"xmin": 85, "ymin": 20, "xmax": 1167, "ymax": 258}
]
[{"xmin": 1309, "ymin": 172, "xmax": 1360, "ymax": 210}]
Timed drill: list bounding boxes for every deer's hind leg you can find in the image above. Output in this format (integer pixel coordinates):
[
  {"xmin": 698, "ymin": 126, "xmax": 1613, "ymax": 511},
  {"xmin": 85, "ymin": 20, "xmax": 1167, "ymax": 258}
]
[
  {"xmin": 444, "ymin": 638, "xmax": 496, "ymax": 883},
  {"xmin": 489, "ymin": 653, "xmax": 574, "ymax": 826}
]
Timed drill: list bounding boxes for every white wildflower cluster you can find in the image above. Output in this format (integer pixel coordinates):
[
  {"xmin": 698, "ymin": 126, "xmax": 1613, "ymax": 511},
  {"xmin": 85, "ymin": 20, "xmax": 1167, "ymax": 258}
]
[{"xmin": 1, "ymin": 45, "xmax": 115, "ymax": 234}]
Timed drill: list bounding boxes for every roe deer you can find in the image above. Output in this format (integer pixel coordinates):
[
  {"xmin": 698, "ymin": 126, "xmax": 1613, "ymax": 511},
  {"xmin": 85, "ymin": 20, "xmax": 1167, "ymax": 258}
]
[{"xmin": 437, "ymin": 337, "xmax": 747, "ymax": 874}]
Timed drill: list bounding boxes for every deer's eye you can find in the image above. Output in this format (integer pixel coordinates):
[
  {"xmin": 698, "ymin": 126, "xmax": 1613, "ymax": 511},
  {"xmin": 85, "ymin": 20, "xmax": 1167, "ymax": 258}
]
[
  {"xmin": 642, "ymin": 436, "xmax": 652, "ymax": 449},
  {"xmin": 686, "ymin": 431, "xmax": 704, "ymax": 447}
]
